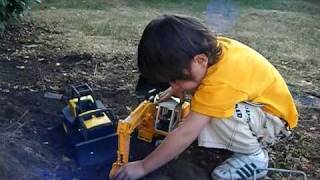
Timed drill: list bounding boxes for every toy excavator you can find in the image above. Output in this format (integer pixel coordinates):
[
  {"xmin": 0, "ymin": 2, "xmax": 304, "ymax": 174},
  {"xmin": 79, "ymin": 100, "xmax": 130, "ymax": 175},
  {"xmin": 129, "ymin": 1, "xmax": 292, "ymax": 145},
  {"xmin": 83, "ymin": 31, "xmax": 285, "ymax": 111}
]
[{"xmin": 109, "ymin": 95, "xmax": 190, "ymax": 178}]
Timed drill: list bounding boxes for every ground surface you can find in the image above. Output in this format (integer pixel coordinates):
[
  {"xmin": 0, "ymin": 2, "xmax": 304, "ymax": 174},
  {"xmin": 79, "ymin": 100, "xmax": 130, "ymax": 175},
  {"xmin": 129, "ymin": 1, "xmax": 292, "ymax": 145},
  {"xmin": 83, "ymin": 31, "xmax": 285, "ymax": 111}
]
[{"xmin": 0, "ymin": 0, "xmax": 320, "ymax": 179}]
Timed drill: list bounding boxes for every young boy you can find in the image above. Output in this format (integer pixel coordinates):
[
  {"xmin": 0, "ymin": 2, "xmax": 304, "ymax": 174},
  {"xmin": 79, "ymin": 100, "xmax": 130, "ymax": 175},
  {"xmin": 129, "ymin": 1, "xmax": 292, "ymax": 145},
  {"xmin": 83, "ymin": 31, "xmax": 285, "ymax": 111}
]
[{"xmin": 111, "ymin": 14, "xmax": 298, "ymax": 180}]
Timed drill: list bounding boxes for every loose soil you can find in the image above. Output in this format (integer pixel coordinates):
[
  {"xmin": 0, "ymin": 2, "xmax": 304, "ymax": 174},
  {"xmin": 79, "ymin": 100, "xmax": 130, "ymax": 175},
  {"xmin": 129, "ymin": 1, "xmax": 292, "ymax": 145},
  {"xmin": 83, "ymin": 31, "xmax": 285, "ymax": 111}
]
[{"xmin": 0, "ymin": 21, "xmax": 319, "ymax": 180}]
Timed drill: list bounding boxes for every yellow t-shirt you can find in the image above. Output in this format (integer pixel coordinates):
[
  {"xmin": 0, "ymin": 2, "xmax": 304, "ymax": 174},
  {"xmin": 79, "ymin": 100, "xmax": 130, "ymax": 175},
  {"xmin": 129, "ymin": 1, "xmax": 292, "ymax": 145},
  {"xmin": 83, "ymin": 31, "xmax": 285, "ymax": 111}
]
[{"xmin": 191, "ymin": 37, "xmax": 298, "ymax": 128}]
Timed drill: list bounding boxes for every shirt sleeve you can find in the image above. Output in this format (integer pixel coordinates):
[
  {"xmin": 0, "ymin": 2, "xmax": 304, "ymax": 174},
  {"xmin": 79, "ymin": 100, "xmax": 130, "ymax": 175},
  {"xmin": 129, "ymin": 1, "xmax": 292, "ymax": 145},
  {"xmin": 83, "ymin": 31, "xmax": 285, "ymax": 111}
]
[{"xmin": 191, "ymin": 82, "xmax": 249, "ymax": 118}]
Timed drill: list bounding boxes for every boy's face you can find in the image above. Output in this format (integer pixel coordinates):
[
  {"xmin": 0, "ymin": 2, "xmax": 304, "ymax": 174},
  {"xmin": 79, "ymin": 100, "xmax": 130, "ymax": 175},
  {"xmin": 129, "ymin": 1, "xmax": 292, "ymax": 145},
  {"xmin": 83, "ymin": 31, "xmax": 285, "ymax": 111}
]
[{"xmin": 169, "ymin": 54, "xmax": 208, "ymax": 92}]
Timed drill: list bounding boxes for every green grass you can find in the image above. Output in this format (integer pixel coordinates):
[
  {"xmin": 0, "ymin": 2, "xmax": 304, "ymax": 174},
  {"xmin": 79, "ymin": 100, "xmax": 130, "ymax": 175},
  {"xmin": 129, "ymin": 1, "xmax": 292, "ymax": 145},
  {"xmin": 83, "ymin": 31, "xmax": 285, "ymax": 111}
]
[
  {"xmin": 32, "ymin": 0, "xmax": 209, "ymax": 36},
  {"xmin": 237, "ymin": 0, "xmax": 320, "ymax": 14},
  {"xmin": 31, "ymin": 0, "xmax": 320, "ymax": 42},
  {"xmin": 236, "ymin": 0, "xmax": 278, "ymax": 9},
  {"xmin": 128, "ymin": 0, "xmax": 209, "ymax": 13},
  {"xmin": 35, "ymin": 0, "xmax": 209, "ymax": 13},
  {"xmin": 30, "ymin": 0, "xmax": 211, "ymax": 49},
  {"xmin": 35, "ymin": 0, "xmax": 115, "ymax": 10},
  {"xmin": 29, "ymin": 0, "xmax": 320, "ymax": 89}
]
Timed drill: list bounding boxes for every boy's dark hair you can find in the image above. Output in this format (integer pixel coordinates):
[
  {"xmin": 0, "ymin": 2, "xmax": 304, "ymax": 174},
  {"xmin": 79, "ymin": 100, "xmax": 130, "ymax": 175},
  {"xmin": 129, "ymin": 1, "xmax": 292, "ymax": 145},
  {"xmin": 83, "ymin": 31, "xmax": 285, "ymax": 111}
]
[{"xmin": 138, "ymin": 14, "xmax": 222, "ymax": 83}]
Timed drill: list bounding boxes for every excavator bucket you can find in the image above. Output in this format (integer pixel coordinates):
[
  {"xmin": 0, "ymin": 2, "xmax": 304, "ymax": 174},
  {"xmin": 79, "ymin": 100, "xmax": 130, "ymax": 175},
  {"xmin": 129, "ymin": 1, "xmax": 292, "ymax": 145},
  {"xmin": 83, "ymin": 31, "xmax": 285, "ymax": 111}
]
[{"xmin": 74, "ymin": 131, "xmax": 117, "ymax": 166}]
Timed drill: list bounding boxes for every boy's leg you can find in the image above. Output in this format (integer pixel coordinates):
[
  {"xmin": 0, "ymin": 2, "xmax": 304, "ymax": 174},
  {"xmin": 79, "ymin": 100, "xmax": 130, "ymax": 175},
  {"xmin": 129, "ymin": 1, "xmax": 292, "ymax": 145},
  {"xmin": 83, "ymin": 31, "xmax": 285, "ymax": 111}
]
[
  {"xmin": 197, "ymin": 102, "xmax": 290, "ymax": 179},
  {"xmin": 198, "ymin": 103, "xmax": 265, "ymax": 153}
]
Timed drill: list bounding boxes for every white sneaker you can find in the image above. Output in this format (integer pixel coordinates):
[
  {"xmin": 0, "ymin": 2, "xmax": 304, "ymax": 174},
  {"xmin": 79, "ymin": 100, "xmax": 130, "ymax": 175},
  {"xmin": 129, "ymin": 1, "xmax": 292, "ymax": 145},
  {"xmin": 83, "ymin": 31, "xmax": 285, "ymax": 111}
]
[{"xmin": 211, "ymin": 149, "xmax": 268, "ymax": 180}]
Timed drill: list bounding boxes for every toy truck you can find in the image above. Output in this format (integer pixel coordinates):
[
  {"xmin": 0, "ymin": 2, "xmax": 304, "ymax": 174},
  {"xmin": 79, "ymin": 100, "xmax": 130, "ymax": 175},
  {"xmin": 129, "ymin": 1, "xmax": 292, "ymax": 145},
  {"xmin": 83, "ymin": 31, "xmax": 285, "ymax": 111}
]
[
  {"xmin": 62, "ymin": 84, "xmax": 117, "ymax": 166},
  {"xmin": 109, "ymin": 97, "xmax": 190, "ymax": 177}
]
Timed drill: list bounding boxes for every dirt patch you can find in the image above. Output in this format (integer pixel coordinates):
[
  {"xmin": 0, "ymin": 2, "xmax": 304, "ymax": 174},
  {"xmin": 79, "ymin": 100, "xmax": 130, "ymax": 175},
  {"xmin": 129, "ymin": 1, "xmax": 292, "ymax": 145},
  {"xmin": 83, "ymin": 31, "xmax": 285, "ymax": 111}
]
[
  {"xmin": 0, "ymin": 22, "xmax": 138, "ymax": 180},
  {"xmin": 1, "ymin": 20, "xmax": 320, "ymax": 180}
]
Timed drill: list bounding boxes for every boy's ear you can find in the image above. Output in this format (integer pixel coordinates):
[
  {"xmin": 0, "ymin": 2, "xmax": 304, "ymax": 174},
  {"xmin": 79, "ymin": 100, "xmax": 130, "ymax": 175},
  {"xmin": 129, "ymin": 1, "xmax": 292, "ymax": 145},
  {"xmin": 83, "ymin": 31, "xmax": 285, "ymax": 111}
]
[{"xmin": 193, "ymin": 54, "xmax": 208, "ymax": 66}]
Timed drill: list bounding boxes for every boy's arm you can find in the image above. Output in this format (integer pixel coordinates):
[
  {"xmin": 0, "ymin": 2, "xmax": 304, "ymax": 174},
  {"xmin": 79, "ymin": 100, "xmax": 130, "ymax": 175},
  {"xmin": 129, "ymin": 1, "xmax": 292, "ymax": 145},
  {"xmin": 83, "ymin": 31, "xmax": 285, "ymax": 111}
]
[
  {"xmin": 143, "ymin": 111, "xmax": 210, "ymax": 173},
  {"xmin": 112, "ymin": 111, "xmax": 211, "ymax": 180}
]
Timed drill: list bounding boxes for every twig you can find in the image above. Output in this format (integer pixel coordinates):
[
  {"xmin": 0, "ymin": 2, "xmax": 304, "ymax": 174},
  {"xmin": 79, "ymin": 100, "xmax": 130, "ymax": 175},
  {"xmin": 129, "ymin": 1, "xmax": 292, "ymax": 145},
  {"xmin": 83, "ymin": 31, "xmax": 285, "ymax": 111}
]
[
  {"xmin": 5, "ymin": 110, "xmax": 29, "ymax": 131},
  {"xmin": 93, "ymin": 63, "xmax": 98, "ymax": 77},
  {"xmin": 306, "ymin": 91, "xmax": 320, "ymax": 99}
]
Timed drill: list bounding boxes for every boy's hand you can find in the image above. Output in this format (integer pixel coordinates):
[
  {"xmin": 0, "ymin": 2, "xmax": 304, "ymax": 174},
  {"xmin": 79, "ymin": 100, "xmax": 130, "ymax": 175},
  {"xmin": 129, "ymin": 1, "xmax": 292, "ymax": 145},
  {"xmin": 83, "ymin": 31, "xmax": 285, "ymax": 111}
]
[
  {"xmin": 158, "ymin": 87, "xmax": 173, "ymax": 102},
  {"xmin": 111, "ymin": 161, "xmax": 146, "ymax": 180},
  {"xmin": 158, "ymin": 87, "xmax": 184, "ymax": 102}
]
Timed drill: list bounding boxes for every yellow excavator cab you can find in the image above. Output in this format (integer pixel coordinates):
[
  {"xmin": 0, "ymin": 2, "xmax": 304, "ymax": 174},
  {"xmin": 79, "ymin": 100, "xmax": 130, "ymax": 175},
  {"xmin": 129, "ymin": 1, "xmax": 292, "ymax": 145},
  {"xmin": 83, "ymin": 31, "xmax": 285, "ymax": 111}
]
[{"xmin": 155, "ymin": 98, "xmax": 187, "ymax": 136}]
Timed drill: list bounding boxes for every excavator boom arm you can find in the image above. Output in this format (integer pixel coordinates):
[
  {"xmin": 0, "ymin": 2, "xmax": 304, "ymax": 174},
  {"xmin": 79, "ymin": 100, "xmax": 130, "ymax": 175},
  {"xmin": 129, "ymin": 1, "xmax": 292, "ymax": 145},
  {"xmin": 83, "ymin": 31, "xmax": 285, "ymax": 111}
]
[{"xmin": 109, "ymin": 100, "xmax": 156, "ymax": 178}]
